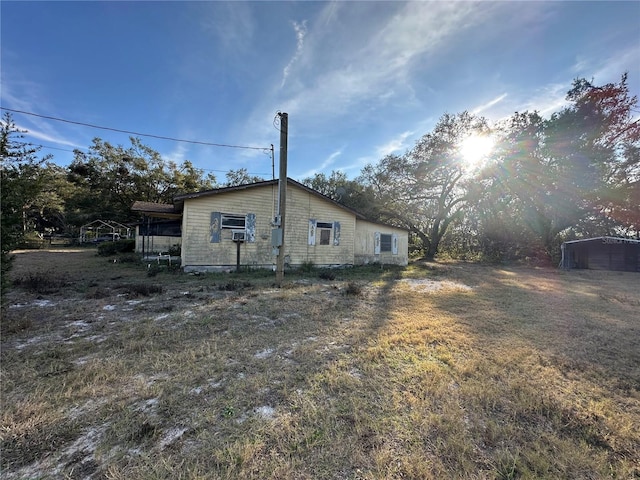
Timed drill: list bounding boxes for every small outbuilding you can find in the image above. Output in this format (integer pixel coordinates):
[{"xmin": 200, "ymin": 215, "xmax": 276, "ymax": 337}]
[
  {"xmin": 560, "ymin": 237, "xmax": 640, "ymax": 272},
  {"xmin": 79, "ymin": 219, "xmax": 131, "ymax": 244}
]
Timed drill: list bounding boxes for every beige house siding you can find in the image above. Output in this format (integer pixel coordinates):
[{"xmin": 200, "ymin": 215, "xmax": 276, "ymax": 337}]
[
  {"xmin": 285, "ymin": 185, "xmax": 355, "ymax": 267},
  {"xmin": 354, "ymin": 219, "xmax": 409, "ymax": 266},
  {"xmin": 181, "ymin": 183, "xmax": 357, "ymax": 270},
  {"xmin": 170, "ymin": 180, "xmax": 409, "ymax": 271},
  {"xmin": 182, "ymin": 184, "xmax": 278, "ymax": 269}
]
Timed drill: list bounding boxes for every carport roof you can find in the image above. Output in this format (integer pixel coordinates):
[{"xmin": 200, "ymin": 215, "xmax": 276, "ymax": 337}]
[
  {"xmin": 562, "ymin": 236, "xmax": 640, "ymax": 245},
  {"xmin": 131, "ymin": 201, "xmax": 181, "ymax": 218}
]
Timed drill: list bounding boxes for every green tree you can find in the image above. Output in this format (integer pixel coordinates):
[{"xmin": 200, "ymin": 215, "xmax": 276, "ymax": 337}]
[
  {"xmin": 224, "ymin": 168, "xmax": 264, "ymax": 186},
  {"xmin": 0, "ymin": 113, "xmax": 50, "ymax": 299},
  {"xmin": 479, "ymin": 74, "xmax": 640, "ymax": 261},
  {"xmin": 359, "ymin": 112, "xmax": 490, "ymax": 259},
  {"xmin": 23, "ymin": 163, "xmax": 76, "ymax": 235},
  {"xmin": 66, "ymin": 137, "xmax": 216, "ymax": 224},
  {"xmin": 301, "ymin": 170, "xmax": 381, "ymax": 218}
]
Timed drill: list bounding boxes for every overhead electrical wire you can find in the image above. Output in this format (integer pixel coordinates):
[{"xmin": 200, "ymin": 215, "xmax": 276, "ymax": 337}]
[
  {"xmin": 1, "ymin": 106, "xmax": 270, "ymax": 151},
  {"xmin": 25, "ymin": 142, "xmax": 271, "ymax": 176}
]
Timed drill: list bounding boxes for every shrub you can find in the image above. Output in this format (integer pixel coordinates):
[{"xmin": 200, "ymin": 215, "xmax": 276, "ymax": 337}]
[
  {"xmin": 318, "ymin": 269, "xmax": 336, "ymax": 281},
  {"xmin": 1, "ymin": 252, "xmax": 14, "ymax": 304},
  {"xmin": 168, "ymin": 244, "xmax": 181, "ymax": 257},
  {"xmin": 299, "ymin": 260, "xmax": 315, "ymax": 273},
  {"xmin": 117, "ymin": 253, "xmax": 140, "ymax": 264},
  {"xmin": 97, "ymin": 239, "xmax": 135, "ymax": 256},
  {"xmin": 147, "ymin": 264, "xmax": 161, "ymax": 277},
  {"xmin": 120, "ymin": 283, "xmax": 163, "ymax": 297},
  {"xmin": 13, "ymin": 271, "xmax": 64, "ymax": 294},
  {"xmin": 219, "ymin": 280, "xmax": 252, "ymax": 291}
]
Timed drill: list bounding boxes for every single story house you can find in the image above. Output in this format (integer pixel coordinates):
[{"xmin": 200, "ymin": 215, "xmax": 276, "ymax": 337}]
[
  {"xmin": 132, "ymin": 178, "xmax": 408, "ymax": 271},
  {"xmin": 560, "ymin": 236, "xmax": 640, "ymax": 272}
]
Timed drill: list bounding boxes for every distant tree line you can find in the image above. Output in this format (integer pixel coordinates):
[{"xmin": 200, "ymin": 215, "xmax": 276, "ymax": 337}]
[
  {"xmin": 0, "ymin": 115, "xmax": 264, "ymax": 298},
  {"xmin": 0, "ymin": 116, "xmax": 269, "ymax": 237},
  {"xmin": 1, "ymin": 73, "xmax": 638, "ymax": 290},
  {"xmin": 303, "ymin": 74, "xmax": 639, "ymax": 263}
]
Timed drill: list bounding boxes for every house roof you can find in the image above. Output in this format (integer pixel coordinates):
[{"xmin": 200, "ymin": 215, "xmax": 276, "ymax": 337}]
[
  {"xmin": 174, "ymin": 178, "xmax": 370, "ymax": 220},
  {"xmin": 562, "ymin": 236, "xmax": 640, "ymax": 245}
]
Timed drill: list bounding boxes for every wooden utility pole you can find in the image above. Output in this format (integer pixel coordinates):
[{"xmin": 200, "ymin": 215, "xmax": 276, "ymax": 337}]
[{"xmin": 275, "ymin": 113, "xmax": 288, "ymax": 286}]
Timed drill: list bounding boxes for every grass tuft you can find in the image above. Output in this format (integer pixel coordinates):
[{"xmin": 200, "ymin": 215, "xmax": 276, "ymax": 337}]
[
  {"xmin": 318, "ymin": 269, "xmax": 336, "ymax": 281},
  {"xmin": 218, "ymin": 280, "xmax": 252, "ymax": 291},
  {"xmin": 344, "ymin": 281, "xmax": 362, "ymax": 296},
  {"xmin": 119, "ymin": 283, "xmax": 163, "ymax": 297},
  {"xmin": 12, "ymin": 270, "xmax": 65, "ymax": 294}
]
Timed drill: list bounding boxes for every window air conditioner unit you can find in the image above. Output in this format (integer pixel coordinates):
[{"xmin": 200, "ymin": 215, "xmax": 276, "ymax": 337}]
[{"xmin": 232, "ymin": 230, "xmax": 246, "ymax": 242}]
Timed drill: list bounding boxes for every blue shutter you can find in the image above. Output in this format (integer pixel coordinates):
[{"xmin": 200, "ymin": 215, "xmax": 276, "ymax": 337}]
[
  {"xmin": 246, "ymin": 213, "xmax": 256, "ymax": 243},
  {"xmin": 333, "ymin": 221, "xmax": 341, "ymax": 246},
  {"xmin": 210, "ymin": 212, "xmax": 221, "ymax": 243},
  {"xmin": 374, "ymin": 232, "xmax": 381, "ymax": 254},
  {"xmin": 392, "ymin": 233, "xmax": 398, "ymax": 255}
]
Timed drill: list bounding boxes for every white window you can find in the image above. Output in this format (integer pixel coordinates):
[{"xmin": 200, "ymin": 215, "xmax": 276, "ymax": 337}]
[
  {"xmin": 380, "ymin": 233, "xmax": 392, "ymax": 253},
  {"xmin": 375, "ymin": 232, "xmax": 399, "ymax": 255},
  {"xmin": 221, "ymin": 214, "xmax": 246, "ymax": 229},
  {"xmin": 308, "ymin": 220, "xmax": 341, "ymax": 246},
  {"xmin": 211, "ymin": 212, "xmax": 256, "ymax": 243},
  {"xmin": 317, "ymin": 222, "xmax": 333, "ymax": 245}
]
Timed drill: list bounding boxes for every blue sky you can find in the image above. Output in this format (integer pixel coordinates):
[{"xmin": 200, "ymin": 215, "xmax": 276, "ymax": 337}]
[{"xmin": 2, "ymin": 1, "xmax": 639, "ymax": 182}]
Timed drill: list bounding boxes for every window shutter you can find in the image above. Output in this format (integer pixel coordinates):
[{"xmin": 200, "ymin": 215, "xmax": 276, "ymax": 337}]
[
  {"xmin": 308, "ymin": 219, "xmax": 317, "ymax": 246},
  {"xmin": 333, "ymin": 221, "xmax": 341, "ymax": 246},
  {"xmin": 374, "ymin": 231, "xmax": 381, "ymax": 254},
  {"xmin": 245, "ymin": 213, "xmax": 256, "ymax": 243},
  {"xmin": 210, "ymin": 212, "xmax": 221, "ymax": 243},
  {"xmin": 392, "ymin": 233, "xmax": 398, "ymax": 255}
]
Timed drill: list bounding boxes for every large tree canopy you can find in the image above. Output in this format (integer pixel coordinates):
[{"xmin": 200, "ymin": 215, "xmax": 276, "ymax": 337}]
[
  {"xmin": 301, "ymin": 170, "xmax": 381, "ymax": 219},
  {"xmin": 67, "ymin": 137, "xmax": 216, "ymax": 224},
  {"xmin": 356, "ymin": 75, "xmax": 638, "ymax": 261},
  {"xmin": 476, "ymin": 74, "xmax": 640, "ymax": 259},
  {"xmin": 359, "ymin": 112, "xmax": 490, "ymax": 259}
]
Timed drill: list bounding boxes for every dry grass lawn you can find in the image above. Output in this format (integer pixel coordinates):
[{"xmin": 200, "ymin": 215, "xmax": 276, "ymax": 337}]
[{"xmin": 1, "ymin": 248, "xmax": 639, "ymax": 479}]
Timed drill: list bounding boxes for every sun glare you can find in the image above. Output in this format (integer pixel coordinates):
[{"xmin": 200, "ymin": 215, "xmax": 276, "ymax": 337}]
[{"xmin": 459, "ymin": 134, "xmax": 495, "ymax": 170}]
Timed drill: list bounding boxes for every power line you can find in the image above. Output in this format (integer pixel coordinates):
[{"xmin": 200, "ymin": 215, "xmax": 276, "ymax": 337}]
[
  {"xmin": 25, "ymin": 143, "xmax": 271, "ymax": 176},
  {"xmin": 1, "ymin": 106, "xmax": 270, "ymax": 151},
  {"xmin": 28, "ymin": 142, "xmax": 271, "ymax": 177},
  {"xmin": 28, "ymin": 143, "xmax": 80, "ymax": 154}
]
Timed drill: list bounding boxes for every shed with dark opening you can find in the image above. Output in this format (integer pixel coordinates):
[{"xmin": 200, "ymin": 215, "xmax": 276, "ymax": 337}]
[{"xmin": 560, "ymin": 237, "xmax": 640, "ymax": 272}]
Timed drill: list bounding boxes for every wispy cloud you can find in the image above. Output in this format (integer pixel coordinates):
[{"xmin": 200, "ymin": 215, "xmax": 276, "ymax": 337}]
[
  {"xmin": 591, "ymin": 46, "xmax": 640, "ymax": 85},
  {"xmin": 290, "ymin": 3, "xmax": 501, "ymax": 119},
  {"xmin": 200, "ymin": 2, "xmax": 255, "ymax": 53},
  {"xmin": 502, "ymin": 44, "xmax": 640, "ymax": 121},
  {"xmin": 2, "ymin": 81, "xmax": 87, "ymax": 151},
  {"xmin": 281, "ymin": 20, "xmax": 308, "ymax": 88},
  {"xmin": 472, "ymin": 94, "xmax": 508, "ymax": 115},
  {"xmin": 246, "ymin": 2, "xmax": 491, "ymax": 148},
  {"xmin": 376, "ymin": 130, "xmax": 414, "ymax": 157},
  {"xmin": 14, "ymin": 123, "xmax": 85, "ymax": 149},
  {"xmin": 522, "ymin": 82, "xmax": 569, "ymax": 116},
  {"xmin": 163, "ymin": 143, "xmax": 190, "ymax": 165},
  {"xmin": 298, "ymin": 149, "xmax": 342, "ymax": 178}
]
